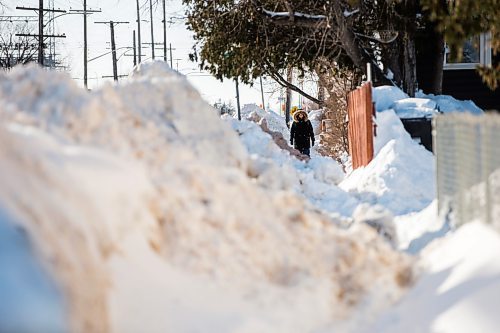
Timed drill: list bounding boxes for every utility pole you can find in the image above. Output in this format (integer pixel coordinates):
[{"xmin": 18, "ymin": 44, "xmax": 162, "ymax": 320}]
[
  {"xmin": 16, "ymin": 1, "xmax": 66, "ymax": 67},
  {"xmin": 162, "ymin": 0, "xmax": 167, "ymax": 62},
  {"xmin": 133, "ymin": 30, "xmax": 137, "ymax": 66},
  {"xmin": 135, "ymin": 0, "xmax": 142, "ymax": 63},
  {"xmin": 235, "ymin": 78, "xmax": 241, "ymax": 121},
  {"xmin": 110, "ymin": 22, "xmax": 118, "ymax": 81},
  {"xmin": 69, "ymin": 2, "xmax": 101, "ymax": 89},
  {"xmin": 38, "ymin": 0, "xmax": 43, "ymax": 64},
  {"xmin": 169, "ymin": 43, "xmax": 174, "ymax": 68},
  {"xmin": 260, "ymin": 77, "xmax": 265, "ymax": 111},
  {"xmin": 149, "ymin": 0, "xmax": 155, "ymax": 60},
  {"xmin": 174, "ymin": 58, "xmax": 182, "ymax": 71},
  {"xmin": 95, "ymin": 21, "xmax": 129, "ymax": 81}
]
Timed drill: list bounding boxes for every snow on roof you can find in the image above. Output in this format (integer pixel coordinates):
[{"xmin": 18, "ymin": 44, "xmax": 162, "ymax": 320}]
[
  {"xmin": 373, "ymin": 86, "xmax": 484, "ymax": 119},
  {"xmin": 391, "ymin": 98, "xmax": 438, "ymax": 119}
]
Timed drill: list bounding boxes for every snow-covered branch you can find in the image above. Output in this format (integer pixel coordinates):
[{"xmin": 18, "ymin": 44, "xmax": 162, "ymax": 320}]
[
  {"xmin": 343, "ymin": 8, "xmax": 360, "ymax": 18},
  {"xmin": 263, "ymin": 9, "xmax": 327, "ymax": 20}
]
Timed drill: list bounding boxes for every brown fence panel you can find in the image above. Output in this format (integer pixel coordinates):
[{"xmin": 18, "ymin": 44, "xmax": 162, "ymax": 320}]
[{"xmin": 347, "ymin": 82, "xmax": 374, "ymax": 169}]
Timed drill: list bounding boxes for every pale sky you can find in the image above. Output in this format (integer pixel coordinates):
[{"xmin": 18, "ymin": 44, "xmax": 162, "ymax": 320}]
[{"xmin": 2, "ymin": 0, "xmax": 288, "ymax": 110}]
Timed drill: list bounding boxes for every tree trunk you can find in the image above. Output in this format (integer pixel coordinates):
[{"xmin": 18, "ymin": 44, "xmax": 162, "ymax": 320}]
[
  {"xmin": 285, "ymin": 68, "xmax": 293, "ymax": 127},
  {"xmin": 398, "ymin": 0, "xmax": 418, "ymax": 96},
  {"xmin": 423, "ymin": 6, "xmax": 446, "ymax": 95},
  {"xmin": 402, "ymin": 34, "xmax": 417, "ymax": 96}
]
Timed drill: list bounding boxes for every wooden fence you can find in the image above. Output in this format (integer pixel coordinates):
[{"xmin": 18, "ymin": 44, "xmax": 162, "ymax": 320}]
[{"xmin": 347, "ymin": 82, "xmax": 375, "ymax": 169}]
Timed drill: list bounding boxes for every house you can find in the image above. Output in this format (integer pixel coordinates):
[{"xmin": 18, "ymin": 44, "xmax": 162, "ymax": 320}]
[{"xmin": 417, "ymin": 32, "xmax": 499, "ymax": 111}]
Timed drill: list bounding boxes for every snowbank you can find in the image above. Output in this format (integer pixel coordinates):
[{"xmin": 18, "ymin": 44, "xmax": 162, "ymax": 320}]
[
  {"xmin": 0, "ymin": 64, "xmax": 413, "ymax": 332},
  {"xmin": 228, "ymin": 115, "xmax": 359, "ymax": 220},
  {"xmin": 340, "ymin": 109, "xmax": 436, "ymax": 216},
  {"xmin": 394, "ymin": 201, "xmax": 450, "ymax": 253},
  {"xmin": 241, "ymin": 103, "xmax": 290, "ymax": 140},
  {"xmin": 0, "ymin": 208, "xmax": 67, "ymax": 333},
  {"xmin": 0, "ymin": 122, "xmax": 159, "ymax": 332},
  {"xmin": 369, "ymin": 222, "xmax": 500, "ymax": 333},
  {"xmin": 372, "ymin": 86, "xmax": 409, "ymax": 112}
]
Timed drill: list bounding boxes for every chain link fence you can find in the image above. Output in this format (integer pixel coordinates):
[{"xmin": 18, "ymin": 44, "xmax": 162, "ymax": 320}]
[{"xmin": 434, "ymin": 113, "xmax": 500, "ymax": 228}]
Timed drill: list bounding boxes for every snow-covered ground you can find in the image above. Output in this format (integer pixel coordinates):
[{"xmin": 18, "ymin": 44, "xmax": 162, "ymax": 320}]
[{"xmin": 0, "ymin": 63, "xmax": 497, "ymax": 333}]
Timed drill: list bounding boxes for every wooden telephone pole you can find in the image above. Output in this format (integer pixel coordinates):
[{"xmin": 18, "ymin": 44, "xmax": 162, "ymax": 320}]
[
  {"xmin": 162, "ymin": 0, "xmax": 167, "ymax": 62},
  {"xmin": 149, "ymin": 0, "xmax": 155, "ymax": 60},
  {"xmin": 69, "ymin": 1, "xmax": 101, "ymax": 89},
  {"xmin": 133, "ymin": 30, "xmax": 137, "ymax": 66},
  {"xmin": 135, "ymin": 0, "xmax": 142, "ymax": 64},
  {"xmin": 235, "ymin": 78, "xmax": 241, "ymax": 121},
  {"xmin": 169, "ymin": 43, "xmax": 175, "ymax": 68},
  {"xmin": 260, "ymin": 77, "xmax": 266, "ymax": 111},
  {"xmin": 16, "ymin": 1, "xmax": 66, "ymax": 66},
  {"xmin": 95, "ymin": 21, "xmax": 129, "ymax": 81}
]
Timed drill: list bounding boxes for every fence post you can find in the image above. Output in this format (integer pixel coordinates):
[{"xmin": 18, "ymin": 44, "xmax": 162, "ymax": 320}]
[{"xmin": 347, "ymin": 82, "xmax": 374, "ymax": 169}]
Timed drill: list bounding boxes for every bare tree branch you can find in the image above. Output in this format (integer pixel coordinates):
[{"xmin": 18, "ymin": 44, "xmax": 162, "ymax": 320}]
[
  {"xmin": 0, "ymin": 21, "xmax": 37, "ymax": 69},
  {"xmin": 267, "ymin": 68, "xmax": 322, "ymax": 105}
]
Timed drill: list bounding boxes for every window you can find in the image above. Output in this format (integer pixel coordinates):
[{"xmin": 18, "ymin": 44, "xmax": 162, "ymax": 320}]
[{"xmin": 444, "ymin": 33, "xmax": 492, "ymax": 70}]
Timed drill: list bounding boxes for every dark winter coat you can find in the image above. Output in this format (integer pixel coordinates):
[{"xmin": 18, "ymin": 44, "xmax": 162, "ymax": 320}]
[{"xmin": 290, "ymin": 110, "xmax": 315, "ymax": 149}]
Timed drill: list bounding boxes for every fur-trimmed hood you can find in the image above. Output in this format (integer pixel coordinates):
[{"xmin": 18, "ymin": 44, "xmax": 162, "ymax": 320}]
[{"xmin": 292, "ymin": 109, "xmax": 308, "ymax": 122}]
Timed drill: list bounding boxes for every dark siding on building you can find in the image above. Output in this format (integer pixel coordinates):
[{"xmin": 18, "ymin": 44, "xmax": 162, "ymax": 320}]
[
  {"xmin": 416, "ymin": 36, "xmax": 499, "ymax": 111},
  {"xmin": 442, "ymin": 70, "xmax": 499, "ymax": 111}
]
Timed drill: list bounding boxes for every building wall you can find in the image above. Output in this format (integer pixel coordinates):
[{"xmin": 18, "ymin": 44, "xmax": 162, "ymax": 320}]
[
  {"xmin": 416, "ymin": 35, "xmax": 499, "ymax": 112},
  {"xmin": 442, "ymin": 69, "xmax": 499, "ymax": 111}
]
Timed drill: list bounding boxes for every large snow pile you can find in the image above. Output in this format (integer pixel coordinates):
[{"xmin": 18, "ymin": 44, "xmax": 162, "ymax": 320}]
[
  {"xmin": 340, "ymin": 85, "xmax": 483, "ymax": 218},
  {"xmin": 1, "ymin": 65, "xmax": 498, "ymax": 333},
  {"xmin": 241, "ymin": 103, "xmax": 290, "ymax": 140},
  {"xmin": 227, "ymin": 118, "xmax": 359, "ymax": 220},
  {"xmin": 0, "ymin": 64, "xmax": 414, "ymax": 332},
  {"xmin": 340, "ymin": 109, "xmax": 436, "ymax": 216},
  {"xmin": 233, "ymin": 104, "xmax": 360, "ymax": 220}
]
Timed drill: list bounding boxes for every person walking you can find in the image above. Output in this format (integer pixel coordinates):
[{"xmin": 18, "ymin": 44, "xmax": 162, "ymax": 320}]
[{"xmin": 290, "ymin": 109, "xmax": 315, "ymax": 157}]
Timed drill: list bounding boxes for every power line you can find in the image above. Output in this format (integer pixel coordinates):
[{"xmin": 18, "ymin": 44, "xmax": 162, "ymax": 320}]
[{"xmin": 0, "ymin": 15, "xmax": 38, "ymax": 22}]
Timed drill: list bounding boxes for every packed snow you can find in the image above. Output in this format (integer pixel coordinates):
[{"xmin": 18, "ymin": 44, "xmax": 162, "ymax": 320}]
[
  {"xmin": 0, "ymin": 63, "xmax": 498, "ymax": 333},
  {"xmin": 340, "ymin": 109, "xmax": 436, "ymax": 215},
  {"xmin": 372, "ymin": 85, "xmax": 483, "ymax": 119}
]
